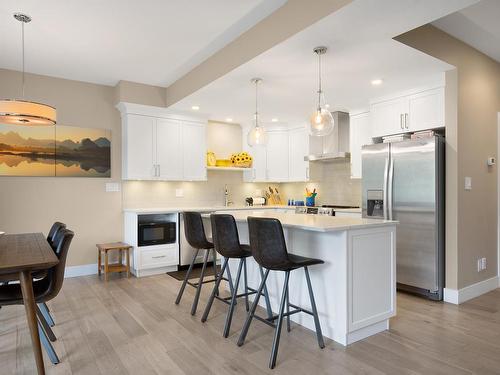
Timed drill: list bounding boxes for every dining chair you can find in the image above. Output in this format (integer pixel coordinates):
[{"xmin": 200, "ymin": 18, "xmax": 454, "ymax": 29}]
[{"xmin": 0, "ymin": 228, "xmax": 74, "ymax": 364}]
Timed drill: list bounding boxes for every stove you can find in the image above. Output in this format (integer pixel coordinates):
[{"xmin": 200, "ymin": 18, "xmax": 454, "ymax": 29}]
[{"xmin": 294, "ymin": 205, "xmax": 360, "ymax": 216}]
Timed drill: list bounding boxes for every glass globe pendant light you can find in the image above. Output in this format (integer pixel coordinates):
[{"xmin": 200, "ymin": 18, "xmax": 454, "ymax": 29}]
[
  {"xmin": 0, "ymin": 13, "xmax": 56, "ymax": 126},
  {"xmin": 309, "ymin": 46, "xmax": 333, "ymax": 136},
  {"xmin": 247, "ymin": 78, "xmax": 268, "ymax": 147}
]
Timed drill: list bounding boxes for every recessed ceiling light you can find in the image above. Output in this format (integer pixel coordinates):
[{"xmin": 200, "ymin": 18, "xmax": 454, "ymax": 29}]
[
  {"xmin": 191, "ymin": 105, "xmax": 200, "ymax": 110},
  {"xmin": 226, "ymin": 118, "xmax": 233, "ymax": 122},
  {"xmin": 371, "ymin": 79, "xmax": 383, "ymax": 86},
  {"xmin": 271, "ymin": 118, "xmax": 278, "ymax": 122}
]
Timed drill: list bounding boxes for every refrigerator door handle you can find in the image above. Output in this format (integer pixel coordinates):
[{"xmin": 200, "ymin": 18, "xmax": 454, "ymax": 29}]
[
  {"xmin": 387, "ymin": 154, "xmax": 394, "ymax": 220},
  {"xmin": 383, "ymin": 152, "xmax": 390, "ymax": 220}
]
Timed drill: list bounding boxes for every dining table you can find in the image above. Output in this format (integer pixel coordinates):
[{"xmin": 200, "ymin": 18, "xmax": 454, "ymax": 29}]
[{"xmin": 0, "ymin": 233, "xmax": 59, "ymax": 375}]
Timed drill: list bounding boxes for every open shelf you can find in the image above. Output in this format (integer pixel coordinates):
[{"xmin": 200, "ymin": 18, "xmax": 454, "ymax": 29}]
[{"xmin": 206, "ymin": 166, "xmax": 251, "ymax": 172}]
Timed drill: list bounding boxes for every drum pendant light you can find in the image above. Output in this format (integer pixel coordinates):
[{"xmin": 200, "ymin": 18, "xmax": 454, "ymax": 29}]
[
  {"xmin": 247, "ymin": 78, "xmax": 268, "ymax": 147},
  {"xmin": 0, "ymin": 13, "xmax": 56, "ymax": 126},
  {"xmin": 309, "ymin": 46, "xmax": 333, "ymax": 136}
]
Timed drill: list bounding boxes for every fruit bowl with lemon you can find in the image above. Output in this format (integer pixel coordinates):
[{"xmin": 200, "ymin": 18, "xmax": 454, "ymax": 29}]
[{"xmin": 206, "ymin": 151, "xmax": 253, "ymax": 168}]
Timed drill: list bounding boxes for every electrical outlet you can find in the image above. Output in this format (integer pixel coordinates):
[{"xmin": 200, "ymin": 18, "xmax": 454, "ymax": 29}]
[
  {"xmin": 105, "ymin": 182, "xmax": 121, "ymax": 192},
  {"xmin": 481, "ymin": 257, "xmax": 487, "ymax": 270},
  {"xmin": 465, "ymin": 177, "xmax": 472, "ymax": 190},
  {"xmin": 477, "ymin": 258, "xmax": 482, "ymax": 272},
  {"xmin": 175, "ymin": 189, "xmax": 184, "ymax": 198}
]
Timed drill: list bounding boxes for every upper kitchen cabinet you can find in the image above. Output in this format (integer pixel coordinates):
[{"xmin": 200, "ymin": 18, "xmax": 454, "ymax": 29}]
[
  {"xmin": 266, "ymin": 130, "xmax": 289, "ymax": 182},
  {"xmin": 349, "ymin": 111, "xmax": 372, "ymax": 179},
  {"xmin": 289, "ymin": 126, "xmax": 312, "ymax": 181},
  {"xmin": 118, "ymin": 102, "xmax": 207, "ymax": 181},
  {"xmin": 370, "ymin": 83, "xmax": 445, "ymax": 138}
]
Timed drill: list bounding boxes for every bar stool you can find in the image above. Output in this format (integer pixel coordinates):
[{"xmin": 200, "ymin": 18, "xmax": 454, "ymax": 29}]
[
  {"xmin": 175, "ymin": 211, "xmax": 233, "ymax": 315},
  {"xmin": 237, "ymin": 217, "xmax": 325, "ymax": 369},
  {"xmin": 201, "ymin": 214, "xmax": 273, "ymax": 337}
]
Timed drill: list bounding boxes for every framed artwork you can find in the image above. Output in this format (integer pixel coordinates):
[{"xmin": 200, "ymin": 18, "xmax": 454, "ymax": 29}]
[{"xmin": 0, "ymin": 123, "xmax": 111, "ymax": 177}]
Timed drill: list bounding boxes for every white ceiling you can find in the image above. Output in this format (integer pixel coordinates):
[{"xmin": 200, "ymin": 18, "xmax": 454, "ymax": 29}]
[
  {"xmin": 0, "ymin": 0, "xmax": 285, "ymax": 86},
  {"xmin": 433, "ymin": 0, "xmax": 500, "ymax": 62},
  {"xmin": 170, "ymin": 0, "xmax": 476, "ymax": 127}
]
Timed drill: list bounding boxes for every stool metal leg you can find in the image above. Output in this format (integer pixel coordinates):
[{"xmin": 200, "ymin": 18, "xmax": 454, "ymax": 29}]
[
  {"xmin": 36, "ymin": 305, "xmax": 56, "ymax": 342},
  {"xmin": 304, "ymin": 266, "xmax": 325, "ymax": 349},
  {"xmin": 286, "ymin": 282, "xmax": 291, "ymax": 332},
  {"xmin": 269, "ymin": 271, "xmax": 290, "ymax": 369},
  {"xmin": 243, "ymin": 258, "xmax": 249, "ymax": 312},
  {"xmin": 201, "ymin": 258, "xmax": 229, "ymax": 322},
  {"xmin": 226, "ymin": 260, "xmax": 235, "ymax": 297},
  {"xmin": 39, "ymin": 302, "xmax": 55, "ymax": 327},
  {"xmin": 191, "ymin": 249, "xmax": 210, "ymax": 315},
  {"xmin": 175, "ymin": 248, "xmax": 199, "ymax": 305},
  {"xmin": 213, "ymin": 249, "xmax": 219, "ymax": 296},
  {"xmin": 237, "ymin": 268, "xmax": 270, "ymax": 346},
  {"xmin": 38, "ymin": 322, "xmax": 59, "ymax": 364},
  {"xmin": 223, "ymin": 258, "xmax": 244, "ymax": 338},
  {"xmin": 259, "ymin": 266, "xmax": 273, "ymax": 320}
]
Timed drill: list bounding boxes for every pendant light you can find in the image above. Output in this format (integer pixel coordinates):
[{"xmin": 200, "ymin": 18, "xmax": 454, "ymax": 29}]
[
  {"xmin": 0, "ymin": 13, "xmax": 56, "ymax": 126},
  {"xmin": 247, "ymin": 78, "xmax": 268, "ymax": 147},
  {"xmin": 309, "ymin": 46, "xmax": 333, "ymax": 136}
]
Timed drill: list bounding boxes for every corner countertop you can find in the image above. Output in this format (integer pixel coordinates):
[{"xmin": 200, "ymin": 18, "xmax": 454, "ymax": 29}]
[
  {"xmin": 205, "ymin": 210, "xmax": 397, "ymax": 232},
  {"xmin": 123, "ymin": 205, "xmax": 295, "ymax": 214}
]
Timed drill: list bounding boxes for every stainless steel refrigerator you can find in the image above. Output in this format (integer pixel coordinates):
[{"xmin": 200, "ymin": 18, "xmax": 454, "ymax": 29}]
[{"xmin": 362, "ymin": 136, "xmax": 444, "ymax": 300}]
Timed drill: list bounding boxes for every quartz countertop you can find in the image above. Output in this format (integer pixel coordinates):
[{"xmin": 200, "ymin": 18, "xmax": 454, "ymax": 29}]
[
  {"xmin": 123, "ymin": 205, "xmax": 295, "ymax": 214},
  {"xmin": 207, "ymin": 210, "xmax": 397, "ymax": 232}
]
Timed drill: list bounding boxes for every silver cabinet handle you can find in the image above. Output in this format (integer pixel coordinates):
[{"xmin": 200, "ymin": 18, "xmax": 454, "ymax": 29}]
[
  {"xmin": 400, "ymin": 114, "xmax": 404, "ymax": 129},
  {"xmin": 158, "ymin": 164, "xmax": 161, "ymax": 177},
  {"xmin": 306, "ymin": 167, "xmax": 310, "ymax": 180},
  {"xmin": 405, "ymin": 113, "xmax": 409, "ymax": 129},
  {"xmin": 152, "ymin": 255, "xmax": 166, "ymax": 259},
  {"xmin": 253, "ymin": 169, "xmax": 256, "ymax": 180}
]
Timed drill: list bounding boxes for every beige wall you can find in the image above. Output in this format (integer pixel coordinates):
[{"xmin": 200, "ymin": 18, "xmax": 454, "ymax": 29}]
[
  {"xmin": 395, "ymin": 25, "xmax": 500, "ymax": 289},
  {"xmin": 0, "ymin": 68, "xmax": 122, "ymax": 267},
  {"xmin": 115, "ymin": 80, "xmax": 166, "ymax": 107}
]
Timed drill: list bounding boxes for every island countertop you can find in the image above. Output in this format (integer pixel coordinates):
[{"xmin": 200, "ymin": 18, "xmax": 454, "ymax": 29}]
[{"xmin": 210, "ymin": 210, "xmax": 397, "ymax": 232}]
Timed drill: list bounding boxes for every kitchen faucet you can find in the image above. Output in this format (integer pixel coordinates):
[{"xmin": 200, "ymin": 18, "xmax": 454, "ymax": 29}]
[{"xmin": 224, "ymin": 184, "xmax": 233, "ymax": 207}]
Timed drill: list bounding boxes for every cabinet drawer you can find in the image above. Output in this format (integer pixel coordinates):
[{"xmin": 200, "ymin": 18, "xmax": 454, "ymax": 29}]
[{"xmin": 140, "ymin": 247, "xmax": 178, "ymax": 268}]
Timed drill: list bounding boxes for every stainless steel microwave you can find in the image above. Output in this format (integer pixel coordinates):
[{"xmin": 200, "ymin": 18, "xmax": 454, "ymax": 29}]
[{"xmin": 138, "ymin": 221, "xmax": 176, "ymax": 247}]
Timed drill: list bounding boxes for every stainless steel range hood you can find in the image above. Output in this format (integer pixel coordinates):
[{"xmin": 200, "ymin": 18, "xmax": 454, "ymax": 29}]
[{"xmin": 305, "ymin": 111, "xmax": 350, "ymax": 161}]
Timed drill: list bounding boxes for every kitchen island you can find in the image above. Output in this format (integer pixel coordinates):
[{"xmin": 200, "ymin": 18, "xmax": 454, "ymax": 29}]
[{"xmin": 206, "ymin": 210, "xmax": 397, "ymax": 346}]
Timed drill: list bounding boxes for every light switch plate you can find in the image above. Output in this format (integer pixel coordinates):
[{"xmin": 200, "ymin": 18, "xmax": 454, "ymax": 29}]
[
  {"xmin": 464, "ymin": 177, "xmax": 472, "ymax": 190},
  {"xmin": 105, "ymin": 182, "xmax": 121, "ymax": 192},
  {"xmin": 175, "ymin": 189, "xmax": 184, "ymax": 198}
]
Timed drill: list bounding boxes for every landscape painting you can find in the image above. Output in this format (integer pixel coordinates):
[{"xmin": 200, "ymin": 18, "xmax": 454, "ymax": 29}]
[{"xmin": 0, "ymin": 123, "xmax": 111, "ymax": 177}]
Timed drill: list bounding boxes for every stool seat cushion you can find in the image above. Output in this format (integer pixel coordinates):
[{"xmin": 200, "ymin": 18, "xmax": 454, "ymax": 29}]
[{"xmin": 265, "ymin": 253, "xmax": 324, "ymax": 271}]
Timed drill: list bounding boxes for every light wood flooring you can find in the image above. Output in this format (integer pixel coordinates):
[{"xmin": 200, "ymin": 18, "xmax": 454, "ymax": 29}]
[{"xmin": 1, "ymin": 273, "xmax": 500, "ymax": 375}]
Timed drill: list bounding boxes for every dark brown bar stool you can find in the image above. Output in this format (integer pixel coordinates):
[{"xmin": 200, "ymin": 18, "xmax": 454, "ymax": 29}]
[
  {"xmin": 237, "ymin": 217, "xmax": 325, "ymax": 369},
  {"xmin": 201, "ymin": 214, "xmax": 273, "ymax": 337},
  {"xmin": 175, "ymin": 211, "xmax": 233, "ymax": 315}
]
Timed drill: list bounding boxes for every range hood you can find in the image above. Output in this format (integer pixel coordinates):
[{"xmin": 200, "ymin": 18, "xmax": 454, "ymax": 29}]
[{"xmin": 304, "ymin": 111, "xmax": 350, "ymax": 161}]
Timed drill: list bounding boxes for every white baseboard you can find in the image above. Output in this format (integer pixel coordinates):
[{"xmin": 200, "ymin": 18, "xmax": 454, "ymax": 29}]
[
  {"xmin": 64, "ymin": 263, "xmax": 98, "ymax": 278},
  {"xmin": 444, "ymin": 276, "xmax": 499, "ymax": 304}
]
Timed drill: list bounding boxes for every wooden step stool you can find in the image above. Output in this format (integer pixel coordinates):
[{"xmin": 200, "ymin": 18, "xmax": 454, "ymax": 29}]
[{"xmin": 96, "ymin": 242, "xmax": 132, "ymax": 281}]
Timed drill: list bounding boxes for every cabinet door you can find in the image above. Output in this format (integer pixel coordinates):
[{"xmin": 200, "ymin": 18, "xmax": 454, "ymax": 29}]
[
  {"xmin": 266, "ymin": 131, "xmax": 289, "ymax": 182},
  {"xmin": 182, "ymin": 121, "xmax": 207, "ymax": 181},
  {"xmin": 407, "ymin": 87, "xmax": 444, "ymax": 132},
  {"xmin": 156, "ymin": 118, "xmax": 183, "ymax": 180},
  {"xmin": 123, "ymin": 114, "xmax": 155, "ymax": 180},
  {"xmin": 288, "ymin": 127, "xmax": 309, "ymax": 181},
  {"xmin": 349, "ymin": 112, "xmax": 372, "ymax": 179},
  {"xmin": 370, "ymin": 98, "xmax": 406, "ymax": 137}
]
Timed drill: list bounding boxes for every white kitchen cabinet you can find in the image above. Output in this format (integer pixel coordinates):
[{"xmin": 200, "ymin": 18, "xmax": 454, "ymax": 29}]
[
  {"xmin": 370, "ymin": 85, "xmax": 445, "ymax": 138},
  {"xmin": 122, "ymin": 114, "xmax": 156, "ymax": 180},
  {"xmin": 121, "ymin": 109, "xmax": 207, "ymax": 181},
  {"xmin": 349, "ymin": 112, "xmax": 372, "ymax": 179},
  {"xmin": 288, "ymin": 127, "xmax": 310, "ymax": 181},
  {"xmin": 266, "ymin": 131, "xmax": 289, "ymax": 182},
  {"xmin": 182, "ymin": 121, "xmax": 207, "ymax": 181},
  {"xmin": 156, "ymin": 118, "xmax": 182, "ymax": 180},
  {"xmin": 244, "ymin": 144, "xmax": 267, "ymax": 182}
]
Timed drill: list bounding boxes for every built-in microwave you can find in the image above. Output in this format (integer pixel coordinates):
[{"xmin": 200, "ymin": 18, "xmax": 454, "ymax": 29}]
[{"xmin": 138, "ymin": 221, "xmax": 176, "ymax": 247}]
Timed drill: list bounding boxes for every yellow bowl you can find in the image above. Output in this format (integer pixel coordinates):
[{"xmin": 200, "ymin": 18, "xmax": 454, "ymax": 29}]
[{"xmin": 215, "ymin": 159, "xmax": 233, "ymax": 167}]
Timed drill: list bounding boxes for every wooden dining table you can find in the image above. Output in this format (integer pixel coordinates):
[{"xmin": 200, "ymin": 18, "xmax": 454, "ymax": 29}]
[{"xmin": 0, "ymin": 233, "xmax": 59, "ymax": 375}]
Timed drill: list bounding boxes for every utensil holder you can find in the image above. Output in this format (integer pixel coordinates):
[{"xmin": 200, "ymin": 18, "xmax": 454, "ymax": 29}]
[{"xmin": 305, "ymin": 196, "xmax": 315, "ymax": 207}]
